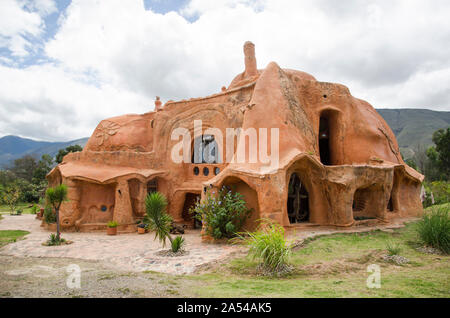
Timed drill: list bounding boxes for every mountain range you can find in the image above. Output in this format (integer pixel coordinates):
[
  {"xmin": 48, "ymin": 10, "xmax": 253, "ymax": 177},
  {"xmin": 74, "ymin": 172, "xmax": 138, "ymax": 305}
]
[
  {"xmin": 0, "ymin": 108, "xmax": 448, "ymax": 167},
  {"xmin": 0, "ymin": 135, "xmax": 88, "ymax": 168}
]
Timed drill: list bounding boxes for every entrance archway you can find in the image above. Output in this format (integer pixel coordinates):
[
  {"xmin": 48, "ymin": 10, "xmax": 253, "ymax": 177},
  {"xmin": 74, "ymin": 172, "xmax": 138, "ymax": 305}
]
[
  {"xmin": 182, "ymin": 192, "xmax": 202, "ymax": 229},
  {"xmin": 287, "ymin": 173, "xmax": 309, "ymax": 223}
]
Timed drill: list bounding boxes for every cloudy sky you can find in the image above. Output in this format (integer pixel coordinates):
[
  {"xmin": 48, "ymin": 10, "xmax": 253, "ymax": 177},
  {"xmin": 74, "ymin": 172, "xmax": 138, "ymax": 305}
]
[{"xmin": 0, "ymin": 0, "xmax": 449, "ymax": 141}]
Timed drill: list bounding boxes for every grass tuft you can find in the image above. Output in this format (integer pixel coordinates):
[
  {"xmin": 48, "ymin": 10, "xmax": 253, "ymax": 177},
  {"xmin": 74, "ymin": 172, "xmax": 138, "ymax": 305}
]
[{"xmin": 386, "ymin": 240, "xmax": 402, "ymax": 256}]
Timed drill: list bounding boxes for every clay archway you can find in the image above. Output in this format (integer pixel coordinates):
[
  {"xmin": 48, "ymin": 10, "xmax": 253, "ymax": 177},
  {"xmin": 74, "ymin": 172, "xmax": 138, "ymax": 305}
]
[
  {"xmin": 283, "ymin": 157, "xmax": 327, "ymax": 226},
  {"xmin": 220, "ymin": 176, "xmax": 260, "ymax": 232}
]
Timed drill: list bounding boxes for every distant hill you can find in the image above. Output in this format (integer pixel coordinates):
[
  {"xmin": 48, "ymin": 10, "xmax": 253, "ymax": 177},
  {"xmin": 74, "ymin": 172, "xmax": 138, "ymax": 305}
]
[
  {"xmin": 0, "ymin": 135, "xmax": 88, "ymax": 168},
  {"xmin": 376, "ymin": 109, "xmax": 450, "ymax": 159},
  {"xmin": 0, "ymin": 108, "xmax": 448, "ymax": 167}
]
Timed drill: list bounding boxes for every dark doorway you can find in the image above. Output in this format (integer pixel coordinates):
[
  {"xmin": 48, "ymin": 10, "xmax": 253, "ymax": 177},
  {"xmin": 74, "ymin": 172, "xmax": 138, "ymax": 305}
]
[
  {"xmin": 147, "ymin": 179, "xmax": 157, "ymax": 194},
  {"xmin": 319, "ymin": 116, "xmax": 331, "ymax": 165},
  {"xmin": 287, "ymin": 173, "xmax": 309, "ymax": 224},
  {"xmin": 353, "ymin": 187, "xmax": 376, "ymax": 220},
  {"xmin": 182, "ymin": 193, "xmax": 202, "ymax": 229},
  {"xmin": 387, "ymin": 195, "xmax": 394, "ymax": 212}
]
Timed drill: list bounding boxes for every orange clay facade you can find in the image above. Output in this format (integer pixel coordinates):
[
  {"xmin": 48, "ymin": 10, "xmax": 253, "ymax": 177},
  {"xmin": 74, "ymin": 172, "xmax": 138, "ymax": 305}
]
[{"xmin": 47, "ymin": 42, "xmax": 424, "ymax": 233}]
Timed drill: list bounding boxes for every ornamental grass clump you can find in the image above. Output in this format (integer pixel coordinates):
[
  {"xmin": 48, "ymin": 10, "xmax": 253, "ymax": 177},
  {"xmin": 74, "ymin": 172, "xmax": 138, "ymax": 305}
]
[
  {"xmin": 238, "ymin": 219, "xmax": 293, "ymax": 275},
  {"xmin": 416, "ymin": 206, "xmax": 450, "ymax": 254}
]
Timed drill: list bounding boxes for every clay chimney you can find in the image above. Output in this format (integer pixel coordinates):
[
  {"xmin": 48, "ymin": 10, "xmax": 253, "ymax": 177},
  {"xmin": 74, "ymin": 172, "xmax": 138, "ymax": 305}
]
[
  {"xmin": 155, "ymin": 96, "xmax": 162, "ymax": 111},
  {"xmin": 243, "ymin": 41, "xmax": 257, "ymax": 77}
]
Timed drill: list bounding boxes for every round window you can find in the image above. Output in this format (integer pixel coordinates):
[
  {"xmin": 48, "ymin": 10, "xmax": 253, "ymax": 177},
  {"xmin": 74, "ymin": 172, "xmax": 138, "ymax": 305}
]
[
  {"xmin": 101, "ymin": 205, "xmax": 107, "ymax": 212},
  {"xmin": 203, "ymin": 167, "xmax": 209, "ymax": 176},
  {"xmin": 214, "ymin": 167, "xmax": 220, "ymax": 175},
  {"xmin": 193, "ymin": 166, "xmax": 200, "ymax": 175}
]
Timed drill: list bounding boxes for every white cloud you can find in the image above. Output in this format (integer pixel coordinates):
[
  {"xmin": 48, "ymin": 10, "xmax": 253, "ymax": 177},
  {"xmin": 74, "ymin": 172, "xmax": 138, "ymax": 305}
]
[
  {"xmin": 0, "ymin": 0, "xmax": 46, "ymax": 56},
  {"xmin": 0, "ymin": 0, "xmax": 449, "ymax": 141}
]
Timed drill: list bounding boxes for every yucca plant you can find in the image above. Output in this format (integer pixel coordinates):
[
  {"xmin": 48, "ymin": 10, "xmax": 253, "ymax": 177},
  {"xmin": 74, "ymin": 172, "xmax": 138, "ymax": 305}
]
[
  {"xmin": 237, "ymin": 219, "xmax": 292, "ymax": 274},
  {"xmin": 171, "ymin": 236, "xmax": 185, "ymax": 253},
  {"xmin": 416, "ymin": 206, "xmax": 450, "ymax": 254},
  {"xmin": 145, "ymin": 192, "xmax": 174, "ymax": 247}
]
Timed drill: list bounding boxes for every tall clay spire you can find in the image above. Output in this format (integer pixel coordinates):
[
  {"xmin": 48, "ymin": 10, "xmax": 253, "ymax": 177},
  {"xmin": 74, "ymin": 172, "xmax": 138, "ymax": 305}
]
[{"xmin": 243, "ymin": 41, "xmax": 257, "ymax": 77}]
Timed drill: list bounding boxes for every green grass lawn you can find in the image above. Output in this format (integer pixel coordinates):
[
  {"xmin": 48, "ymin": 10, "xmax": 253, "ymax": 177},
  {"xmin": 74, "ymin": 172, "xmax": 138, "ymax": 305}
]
[
  {"xmin": 179, "ymin": 214, "xmax": 449, "ymax": 298},
  {"xmin": 0, "ymin": 230, "xmax": 29, "ymax": 248},
  {"xmin": 0, "ymin": 202, "xmax": 37, "ymax": 215}
]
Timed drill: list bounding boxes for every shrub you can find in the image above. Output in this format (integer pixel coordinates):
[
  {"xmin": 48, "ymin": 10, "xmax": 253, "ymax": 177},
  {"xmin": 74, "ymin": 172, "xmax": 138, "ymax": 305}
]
[
  {"xmin": 30, "ymin": 204, "xmax": 38, "ymax": 214},
  {"xmin": 43, "ymin": 205, "xmax": 55, "ymax": 224},
  {"xmin": 386, "ymin": 240, "xmax": 402, "ymax": 256},
  {"xmin": 107, "ymin": 220, "xmax": 118, "ymax": 228},
  {"xmin": 190, "ymin": 186, "xmax": 252, "ymax": 239},
  {"xmin": 423, "ymin": 181, "xmax": 450, "ymax": 207},
  {"xmin": 171, "ymin": 235, "xmax": 185, "ymax": 253},
  {"xmin": 416, "ymin": 206, "xmax": 450, "ymax": 254},
  {"xmin": 238, "ymin": 219, "xmax": 292, "ymax": 274}
]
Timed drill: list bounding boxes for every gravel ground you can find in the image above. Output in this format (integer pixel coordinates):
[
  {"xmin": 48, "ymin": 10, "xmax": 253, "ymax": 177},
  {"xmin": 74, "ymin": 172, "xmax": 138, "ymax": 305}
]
[{"xmin": 0, "ymin": 255, "xmax": 197, "ymax": 298}]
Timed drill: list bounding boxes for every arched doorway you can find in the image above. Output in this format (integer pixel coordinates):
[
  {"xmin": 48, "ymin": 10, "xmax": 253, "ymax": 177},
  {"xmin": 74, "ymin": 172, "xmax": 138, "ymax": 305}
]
[
  {"xmin": 182, "ymin": 192, "xmax": 202, "ymax": 229},
  {"xmin": 287, "ymin": 173, "xmax": 309, "ymax": 223},
  {"xmin": 318, "ymin": 109, "xmax": 341, "ymax": 166},
  {"xmin": 319, "ymin": 116, "xmax": 331, "ymax": 165}
]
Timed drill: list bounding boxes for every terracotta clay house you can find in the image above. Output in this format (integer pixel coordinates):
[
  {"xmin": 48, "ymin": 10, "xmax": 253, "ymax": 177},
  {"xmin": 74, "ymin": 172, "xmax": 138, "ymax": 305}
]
[{"xmin": 47, "ymin": 41, "xmax": 424, "ymax": 233}]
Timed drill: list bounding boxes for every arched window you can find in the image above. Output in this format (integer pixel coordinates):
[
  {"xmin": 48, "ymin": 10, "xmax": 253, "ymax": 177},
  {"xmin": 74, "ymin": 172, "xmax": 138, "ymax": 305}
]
[
  {"xmin": 192, "ymin": 135, "xmax": 220, "ymax": 164},
  {"xmin": 287, "ymin": 173, "xmax": 309, "ymax": 223}
]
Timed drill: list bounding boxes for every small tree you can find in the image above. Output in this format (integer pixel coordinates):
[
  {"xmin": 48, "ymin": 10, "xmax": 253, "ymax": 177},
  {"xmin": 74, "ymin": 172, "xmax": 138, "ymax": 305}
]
[
  {"xmin": 56, "ymin": 145, "xmax": 83, "ymax": 164},
  {"xmin": 0, "ymin": 185, "xmax": 21, "ymax": 215},
  {"xmin": 45, "ymin": 184, "xmax": 68, "ymax": 241}
]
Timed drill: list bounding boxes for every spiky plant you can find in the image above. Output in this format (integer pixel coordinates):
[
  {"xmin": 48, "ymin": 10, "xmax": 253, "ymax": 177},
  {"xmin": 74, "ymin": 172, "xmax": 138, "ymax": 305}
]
[{"xmin": 145, "ymin": 192, "xmax": 173, "ymax": 247}]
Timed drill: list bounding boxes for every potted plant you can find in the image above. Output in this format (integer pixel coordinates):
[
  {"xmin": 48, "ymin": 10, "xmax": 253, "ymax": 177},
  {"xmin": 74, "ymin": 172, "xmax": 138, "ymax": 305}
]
[
  {"xmin": 137, "ymin": 223, "xmax": 148, "ymax": 234},
  {"xmin": 107, "ymin": 220, "xmax": 118, "ymax": 235}
]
